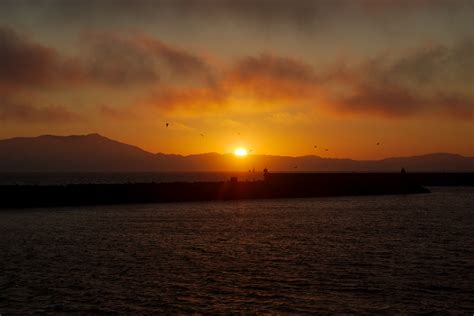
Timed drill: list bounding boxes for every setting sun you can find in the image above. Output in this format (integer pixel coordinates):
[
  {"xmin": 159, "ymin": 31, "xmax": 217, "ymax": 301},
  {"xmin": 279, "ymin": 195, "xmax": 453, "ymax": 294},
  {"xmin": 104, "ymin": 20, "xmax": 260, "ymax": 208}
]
[{"xmin": 234, "ymin": 147, "xmax": 248, "ymax": 157}]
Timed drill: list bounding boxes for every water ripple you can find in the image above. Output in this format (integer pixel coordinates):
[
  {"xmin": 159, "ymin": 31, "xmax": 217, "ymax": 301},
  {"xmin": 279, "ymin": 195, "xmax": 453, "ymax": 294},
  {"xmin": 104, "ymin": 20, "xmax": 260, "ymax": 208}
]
[{"xmin": 0, "ymin": 187, "xmax": 473, "ymax": 313}]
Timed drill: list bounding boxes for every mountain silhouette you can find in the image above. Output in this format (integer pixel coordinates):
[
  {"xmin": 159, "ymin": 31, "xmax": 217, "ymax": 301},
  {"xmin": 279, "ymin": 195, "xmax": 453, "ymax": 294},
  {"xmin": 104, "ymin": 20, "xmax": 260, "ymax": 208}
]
[{"xmin": 0, "ymin": 134, "xmax": 473, "ymax": 172}]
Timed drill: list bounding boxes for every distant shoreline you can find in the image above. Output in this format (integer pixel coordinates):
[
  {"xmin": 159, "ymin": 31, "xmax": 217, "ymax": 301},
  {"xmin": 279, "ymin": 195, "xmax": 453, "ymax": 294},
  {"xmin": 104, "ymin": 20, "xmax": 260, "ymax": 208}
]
[{"xmin": 1, "ymin": 134, "xmax": 473, "ymax": 173}]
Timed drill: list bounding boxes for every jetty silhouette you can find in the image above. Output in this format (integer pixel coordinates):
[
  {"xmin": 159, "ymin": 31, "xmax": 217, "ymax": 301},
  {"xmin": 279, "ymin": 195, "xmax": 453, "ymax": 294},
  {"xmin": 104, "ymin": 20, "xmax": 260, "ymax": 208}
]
[{"xmin": 7, "ymin": 170, "xmax": 472, "ymax": 208}]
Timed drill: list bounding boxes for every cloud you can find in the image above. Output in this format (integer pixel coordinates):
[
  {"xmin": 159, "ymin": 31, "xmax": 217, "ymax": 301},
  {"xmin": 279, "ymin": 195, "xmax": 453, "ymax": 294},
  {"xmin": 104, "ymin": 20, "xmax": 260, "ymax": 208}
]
[
  {"xmin": 232, "ymin": 54, "xmax": 317, "ymax": 85},
  {"xmin": 83, "ymin": 33, "xmax": 160, "ymax": 86},
  {"xmin": 138, "ymin": 55, "xmax": 320, "ymax": 114},
  {"xmin": 0, "ymin": 26, "xmax": 213, "ymax": 90},
  {"xmin": 331, "ymin": 83, "xmax": 427, "ymax": 117},
  {"xmin": 223, "ymin": 42, "xmax": 474, "ymax": 119},
  {"xmin": 1, "ymin": 25, "xmax": 473, "ymax": 121},
  {"xmin": 0, "ymin": 26, "xmax": 81, "ymax": 88},
  {"xmin": 333, "ymin": 88, "xmax": 474, "ymax": 119},
  {"xmin": 376, "ymin": 40, "xmax": 474, "ymax": 89},
  {"xmin": 431, "ymin": 93, "xmax": 474, "ymax": 119},
  {"xmin": 228, "ymin": 54, "xmax": 321, "ymax": 101},
  {"xmin": 137, "ymin": 34, "xmax": 213, "ymax": 79},
  {"xmin": 0, "ymin": 97, "xmax": 81, "ymax": 123},
  {"xmin": 0, "ymin": 26, "xmax": 219, "ymax": 122},
  {"xmin": 4, "ymin": 0, "xmax": 471, "ymax": 31},
  {"xmin": 83, "ymin": 32, "xmax": 213, "ymax": 86},
  {"xmin": 134, "ymin": 40, "xmax": 474, "ymax": 119},
  {"xmin": 330, "ymin": 39, "xmax": 474, "ymax": 118},
  {"xmin": 145, "ymin": 85, "xmax": 228, "ymax": 114},
  {"xmin": 0, "ymin": 27, "xmax": 83, "ymax": 123},
  {"xmin": 99, "ymin": 105, "xmax": 138, "ymax": 121}
]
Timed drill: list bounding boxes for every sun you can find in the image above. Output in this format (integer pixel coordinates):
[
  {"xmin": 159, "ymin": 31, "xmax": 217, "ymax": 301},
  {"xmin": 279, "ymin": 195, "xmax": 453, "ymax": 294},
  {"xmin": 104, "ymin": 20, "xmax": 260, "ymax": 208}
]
[{"xmin": 234, "ymin": 147, "xmax": 248, "ymax": 157}]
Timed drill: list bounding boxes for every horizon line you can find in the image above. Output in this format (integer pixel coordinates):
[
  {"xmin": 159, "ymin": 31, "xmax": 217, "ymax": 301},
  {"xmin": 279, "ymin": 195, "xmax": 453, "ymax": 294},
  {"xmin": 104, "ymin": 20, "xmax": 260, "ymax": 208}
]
[{"xmin": 0, "ymin": 132, "xmax": 472, "ymax": 161}]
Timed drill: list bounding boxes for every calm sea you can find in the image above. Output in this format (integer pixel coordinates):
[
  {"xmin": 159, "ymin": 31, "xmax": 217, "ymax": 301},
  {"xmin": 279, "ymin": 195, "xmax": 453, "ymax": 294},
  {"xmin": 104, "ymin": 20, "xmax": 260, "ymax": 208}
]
[{"xmin": 0, "ymin": 187, "xmax": 473, "ymax": 313}]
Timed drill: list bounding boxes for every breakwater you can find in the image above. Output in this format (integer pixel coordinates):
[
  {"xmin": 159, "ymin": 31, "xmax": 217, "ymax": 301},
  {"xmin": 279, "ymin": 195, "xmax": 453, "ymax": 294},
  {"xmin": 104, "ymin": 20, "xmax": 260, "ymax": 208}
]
[{"xmin": 0, "ymin": 172, "xmax": 432, "ymax": 208}]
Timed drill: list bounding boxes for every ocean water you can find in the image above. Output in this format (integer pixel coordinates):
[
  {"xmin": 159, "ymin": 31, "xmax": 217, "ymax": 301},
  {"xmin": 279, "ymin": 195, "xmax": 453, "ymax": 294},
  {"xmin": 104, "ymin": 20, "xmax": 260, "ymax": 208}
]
[{"xmin": 0, "ymin": 187, "xmax": 473, "ymax": 313}]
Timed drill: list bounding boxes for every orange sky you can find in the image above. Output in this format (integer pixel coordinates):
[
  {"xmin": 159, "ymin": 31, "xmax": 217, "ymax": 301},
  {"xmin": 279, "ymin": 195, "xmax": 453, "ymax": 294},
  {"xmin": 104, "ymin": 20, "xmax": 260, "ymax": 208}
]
[{"xmin": 1, "ymin": 0, "xmax": 473, "ymax": 159}]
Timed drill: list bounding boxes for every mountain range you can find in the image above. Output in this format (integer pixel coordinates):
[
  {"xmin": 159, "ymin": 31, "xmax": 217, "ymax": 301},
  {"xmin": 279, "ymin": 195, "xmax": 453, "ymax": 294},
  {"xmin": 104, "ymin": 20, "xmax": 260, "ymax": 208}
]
[{"xmin": 0, "ymin": 133, "xmax": 473, "ymax": 172}]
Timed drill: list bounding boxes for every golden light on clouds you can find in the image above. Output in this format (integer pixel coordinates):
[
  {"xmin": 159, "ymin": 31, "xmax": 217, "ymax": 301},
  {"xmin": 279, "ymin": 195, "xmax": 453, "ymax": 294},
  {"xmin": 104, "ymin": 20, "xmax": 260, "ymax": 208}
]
[{"xmin": 1, "ymin": 0, "xmax": 474, "ymax": 159}]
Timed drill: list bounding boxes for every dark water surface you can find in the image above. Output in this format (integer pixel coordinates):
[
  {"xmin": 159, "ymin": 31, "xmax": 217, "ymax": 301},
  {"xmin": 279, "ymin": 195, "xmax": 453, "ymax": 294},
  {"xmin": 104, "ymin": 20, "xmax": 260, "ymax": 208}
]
[{"xmin": 1, "ymin": 187, "xmax": 473, "ymax": 313}]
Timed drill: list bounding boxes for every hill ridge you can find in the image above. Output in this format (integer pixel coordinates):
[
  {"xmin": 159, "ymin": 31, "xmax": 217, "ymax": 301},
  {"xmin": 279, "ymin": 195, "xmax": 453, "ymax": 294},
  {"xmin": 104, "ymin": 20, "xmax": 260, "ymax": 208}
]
[{"xmin": 0, "ymin": 134, "xmax": 473, "ymax": 172}]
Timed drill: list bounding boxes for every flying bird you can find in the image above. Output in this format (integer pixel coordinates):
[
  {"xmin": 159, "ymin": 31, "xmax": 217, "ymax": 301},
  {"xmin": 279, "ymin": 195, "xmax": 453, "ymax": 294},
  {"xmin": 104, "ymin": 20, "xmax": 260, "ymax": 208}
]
[
  {"xmin": 200, "ymin": 133, "xmax": 204, "ymax": 137},
  {"xmin": 166, "ymin": 123, "xmax": 169, "ymax": 128},
  {"xmin": 376, "ymin": 142, "xmax": 380, "ymax": 145}
]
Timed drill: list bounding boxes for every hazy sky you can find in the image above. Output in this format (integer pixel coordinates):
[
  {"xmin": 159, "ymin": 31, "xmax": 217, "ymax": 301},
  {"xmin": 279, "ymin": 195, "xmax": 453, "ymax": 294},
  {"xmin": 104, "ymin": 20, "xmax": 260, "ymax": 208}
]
[{"xmin": 1, "ymin": 0, "xmax": 473, "ymax": 158}]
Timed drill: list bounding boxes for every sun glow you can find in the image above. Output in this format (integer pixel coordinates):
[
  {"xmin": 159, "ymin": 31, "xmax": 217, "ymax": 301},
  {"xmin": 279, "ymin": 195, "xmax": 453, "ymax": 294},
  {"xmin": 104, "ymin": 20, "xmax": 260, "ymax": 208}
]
[{"xmin": 234, "ymin": 147, "xmax": 248, "ymax": 157}]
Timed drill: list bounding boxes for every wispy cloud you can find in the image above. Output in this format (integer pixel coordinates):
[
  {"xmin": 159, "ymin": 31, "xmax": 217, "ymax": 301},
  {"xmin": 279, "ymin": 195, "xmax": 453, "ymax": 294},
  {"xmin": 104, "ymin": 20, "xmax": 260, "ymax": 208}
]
[
  {"xmin": 0, "ymin": 26, "xmax": 81, "ymax": 88},
  {"xmin": 0, "ymin": 97, "xmax": 81, "ymax": 123},
  {"xmin": 1, "ymin": 25, "xmax": 473, "ymax": 122},
  {"xmin": 0, "ymin": 26, "xmax": 213, "ymax": 90},
  {"xmin": 228, "ymin": 54, "xmax": 320, "ymax": 101},
  {"xmin": 329, "ymin": 39, "xmax": 474, "ymax": 118},
  {"xmin": 83, "ymin": 31, "xmax": 214, "ymax": 86}
]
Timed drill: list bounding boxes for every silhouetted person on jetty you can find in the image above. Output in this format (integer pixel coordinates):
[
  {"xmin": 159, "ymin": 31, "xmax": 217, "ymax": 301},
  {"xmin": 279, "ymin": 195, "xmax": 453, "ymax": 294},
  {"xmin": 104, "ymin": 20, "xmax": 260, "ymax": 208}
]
[{"xmin": 400, "ymin": 168, "xmax": 407, "ymax": 183}]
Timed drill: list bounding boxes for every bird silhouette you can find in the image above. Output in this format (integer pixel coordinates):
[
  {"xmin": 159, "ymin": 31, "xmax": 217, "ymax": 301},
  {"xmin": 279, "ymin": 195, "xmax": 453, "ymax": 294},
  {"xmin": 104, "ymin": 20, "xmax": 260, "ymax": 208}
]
[
  {"xmin": 325, "ymin": 149, "xmax": 328, "ymax": 151},
  {"xmin": 166, "ymin": 123, "xmax": 169, "ymax": 128},
  {"xmin": 200, "ymin": 133, "xmax": 204, "ymax": 137},
  {"xmin": 314, "ymin": 145, "xmax": 317, "ymax": 148},
  {"xmin": 376, "ymin": 142, "xmax": 380, "ymax": 145}
]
